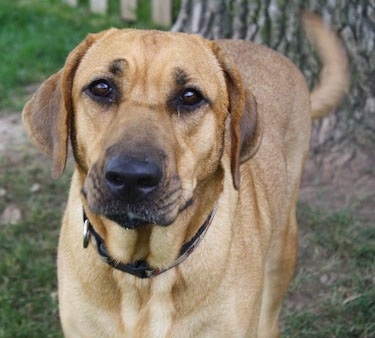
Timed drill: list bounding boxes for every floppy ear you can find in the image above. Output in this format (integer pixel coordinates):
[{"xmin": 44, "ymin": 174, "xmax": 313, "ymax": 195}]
[
  {"xmin": 22, "ymin": 30, "xmax": 111, "ymax": 179},
  {"xmin": 212, "ymin": 44, "xmax": 262, "ymax": 190},
  {"xmin": 23, "ymin": 70, "xmax": 67, "ymax": 178}
]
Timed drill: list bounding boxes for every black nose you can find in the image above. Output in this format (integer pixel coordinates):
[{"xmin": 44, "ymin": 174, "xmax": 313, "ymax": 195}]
[{"xmin": 104, "ymin": 156, "xmax": 162, "ymax": 202}]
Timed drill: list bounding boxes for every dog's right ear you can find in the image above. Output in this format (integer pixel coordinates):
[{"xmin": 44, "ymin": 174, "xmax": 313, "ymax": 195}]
[{"xmin": 22, "ymin": 30, "xmax": 112, "ymax": 179}]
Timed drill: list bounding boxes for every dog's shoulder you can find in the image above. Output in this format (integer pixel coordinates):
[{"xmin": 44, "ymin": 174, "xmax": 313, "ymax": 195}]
[{"xmin": 215, "ymin": 39, "xmax": 303, "ymax": 86}]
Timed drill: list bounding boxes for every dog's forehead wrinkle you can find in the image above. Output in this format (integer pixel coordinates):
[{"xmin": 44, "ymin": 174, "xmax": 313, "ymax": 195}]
[
  {"xmin": 173, "ymin": 67, "xmax": 189, "ymax": 86},
  {"xmin": 138, "ymin": 30, "xmax": 168, "ymax": 48},
  {"xmin": 125, "ymin": 100, "xmax": 162, "ymax": 111},
  {"xmin": 108, "ymin": 58, "xmax": 127, "ymax": 75}
]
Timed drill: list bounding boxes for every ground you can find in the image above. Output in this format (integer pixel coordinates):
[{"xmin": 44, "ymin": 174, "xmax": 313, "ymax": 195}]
[{"xmin": 300, "ymin": 147, "xmax": 374, "ymax": 220}]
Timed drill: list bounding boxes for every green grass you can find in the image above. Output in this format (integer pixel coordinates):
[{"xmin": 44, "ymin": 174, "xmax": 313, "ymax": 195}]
[
  {"xmin": 0, "ymin": 151, "xmax": 70, "ymax": 337},
  {"xmin": 281, "ymin": 204, "xmax": 375, "ymax": 337},
  {"xmin": 0, "ymin": 0, "xmax": 174, "ymax": 111}
]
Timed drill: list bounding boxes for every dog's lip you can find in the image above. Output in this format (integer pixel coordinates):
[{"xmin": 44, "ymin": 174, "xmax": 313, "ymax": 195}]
[
  {"xmin": 99, "ymin": 198, "xmax": 194, "ymax": 229},
  {"xmin": 105, "ymin": 213, "xmax": 152, "ymax": 229},
  {"xmin": 106, "ymin": 211, "xmax": 175, "ymax": 229}
]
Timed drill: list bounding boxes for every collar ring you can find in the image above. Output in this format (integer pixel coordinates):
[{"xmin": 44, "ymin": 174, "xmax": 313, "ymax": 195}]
[{"xmin": 83, "ymin": 219, "xmax": 90, "ymax": 248}]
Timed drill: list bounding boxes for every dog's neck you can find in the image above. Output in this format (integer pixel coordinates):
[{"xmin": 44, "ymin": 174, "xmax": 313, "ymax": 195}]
[
  {"xmin": 77, "ymin": 166, "xmax": 224, "ymax": 275},
  {"xmin": 82, "ymin": 202, "xmax": 218, "ymax": 278}
]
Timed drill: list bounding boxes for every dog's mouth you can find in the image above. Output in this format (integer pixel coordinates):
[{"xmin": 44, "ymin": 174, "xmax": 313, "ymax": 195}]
[
  {"xmin": 107, "ymin": 213, "xmax": 150, "ymax": 229},
  {"xmin": 105, "ymin": 211, "xmax": 168, "ymax": 229},
  {"xmin": 100, "ymin": 196, "xmax": 193, "ymax": 229}
]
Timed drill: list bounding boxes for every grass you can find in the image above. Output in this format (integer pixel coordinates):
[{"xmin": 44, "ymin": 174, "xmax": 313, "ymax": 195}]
[
  {"xmin": 0, "ymin": 0, "xmax": 176, "ymax": 112},
  {"xmin": 281, "ymin": 205, "xmax": 375, "ymax": 337},
  {"xmin": 0, "ymin": 0, "xmax": 374, "ymax": 337},
  {"xmin": 0, "ymin": 150, "xmax": 70, "ymax": 337}
]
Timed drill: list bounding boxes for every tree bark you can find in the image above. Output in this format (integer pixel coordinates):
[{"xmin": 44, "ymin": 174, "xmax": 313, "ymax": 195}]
[{"xmin": 172, "ymin": 0, "xmax": 375, "ymax": 201}]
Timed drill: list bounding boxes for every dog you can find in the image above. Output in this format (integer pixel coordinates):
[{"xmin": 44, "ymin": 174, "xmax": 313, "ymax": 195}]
[{"xmin": 23, "ymin": 12, "xmax": 348, "ymax": 337}]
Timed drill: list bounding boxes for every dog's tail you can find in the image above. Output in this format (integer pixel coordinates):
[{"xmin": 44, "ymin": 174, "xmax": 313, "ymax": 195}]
[{"xmin": 302, "ymin": 12, "xmax": 349, "ymax": 120}]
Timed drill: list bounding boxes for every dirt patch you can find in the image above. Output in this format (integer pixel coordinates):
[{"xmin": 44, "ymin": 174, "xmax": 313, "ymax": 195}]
[
  {"xmin": 0, "ymin": 114, "xmax": 29, "ymax": 156},
  {"xmin": 300, "ymin": 148, "xmax": 374, "ymax": 220}
]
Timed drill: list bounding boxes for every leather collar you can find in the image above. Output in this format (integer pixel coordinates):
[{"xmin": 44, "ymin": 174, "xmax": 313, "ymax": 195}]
[{"xmin": 82, "ymin": 203, "xmax": 218, "ymax": 278}]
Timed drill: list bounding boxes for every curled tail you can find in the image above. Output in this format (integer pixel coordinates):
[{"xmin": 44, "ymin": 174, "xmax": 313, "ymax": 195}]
[{"xmin": 302, "ymin": 12, "xmax": 349, "ymax": 120}]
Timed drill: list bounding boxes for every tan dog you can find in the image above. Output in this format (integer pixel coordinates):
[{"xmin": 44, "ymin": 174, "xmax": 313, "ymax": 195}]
[{"xmin": 23, "ymin": 12, "xmax": 348, "ymax": 337}]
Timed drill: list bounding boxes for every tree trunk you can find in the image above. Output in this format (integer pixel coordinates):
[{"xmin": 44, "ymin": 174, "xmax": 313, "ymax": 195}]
[{"xmin": 172, "ymin": 0, "xmax": 375, "ymax": 210}]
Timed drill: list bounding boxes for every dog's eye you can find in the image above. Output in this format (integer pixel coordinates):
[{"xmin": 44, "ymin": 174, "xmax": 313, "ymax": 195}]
[
  {"xmin": 89, "ymin": 80, "xmax": 112, "ymax": 97},
  {"xmin": 88, "ymin": 80, "xmax": 114, "ymax": 100},
  {"xmin": 180, "ymin": 89, "xmax": 203, "ymax": 106},
  {"xmin": 168, "ymin": 87, "xmax": 208, "ymax": 114}
]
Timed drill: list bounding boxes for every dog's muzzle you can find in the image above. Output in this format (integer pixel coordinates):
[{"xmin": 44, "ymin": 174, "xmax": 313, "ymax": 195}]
[{"xmin": 83, "ymin": 147, "xmax": 186, "ymax": 229}]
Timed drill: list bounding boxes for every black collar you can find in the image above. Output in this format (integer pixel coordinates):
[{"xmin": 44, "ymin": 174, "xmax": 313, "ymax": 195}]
[{"xmin": 82, "ymin": 203, "xmax": 218, "ymax": 278}]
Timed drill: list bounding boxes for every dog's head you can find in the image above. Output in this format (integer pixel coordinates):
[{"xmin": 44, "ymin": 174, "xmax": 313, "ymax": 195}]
[{"xmin": 23, "ymin": 29, "xmax": 261, "ymax": 262}]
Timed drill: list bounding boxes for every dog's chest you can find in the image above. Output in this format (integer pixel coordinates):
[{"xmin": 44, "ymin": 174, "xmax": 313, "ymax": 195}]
[{"xmin": 115, "ymin": 272, "xmax": 176, "ymax": 337}]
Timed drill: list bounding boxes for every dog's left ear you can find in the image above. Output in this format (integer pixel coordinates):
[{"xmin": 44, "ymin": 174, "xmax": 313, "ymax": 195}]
[
  {"xmin": 212, "ymin": 43, "xmax": 262, "ymax": 190},
  {"xmin": 22, "ymin": 30, "xmax": 112, "ymax": 178}
]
